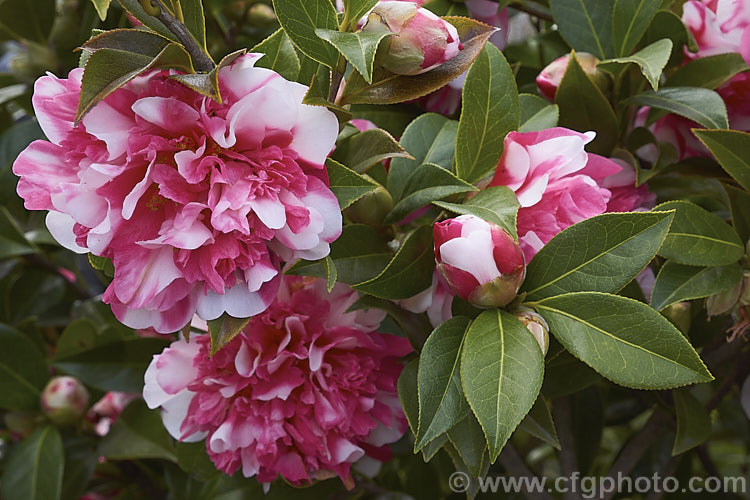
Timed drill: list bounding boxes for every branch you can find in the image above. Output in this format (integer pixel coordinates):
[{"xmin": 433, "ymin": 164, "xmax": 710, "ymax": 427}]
[
  {"xmin": 148, "ymin": 0, "xmax": 215, "ymax": 72},
  {"xmin": 554, "ymin": 397, "xmax": 583, "ymax": 500},
  {"xmin": 499, "ymin": 444, "xmax": 555, "ymax": 500}
]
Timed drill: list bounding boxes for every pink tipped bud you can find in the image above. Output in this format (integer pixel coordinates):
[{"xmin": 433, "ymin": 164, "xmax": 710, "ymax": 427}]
[
  {"xmin": 434, "ymin": 214, "xmax": 525, "ymax": 308},
  {"xmin": 362, "ymin": 2, "xmax": 463, "ymax": 75},
  {"xmin": 41, "ymin": 376, "xmax": 89, "ymax": 426},
  {"xmin": 514, "ymin": 306, "xmax": 549, "ymax": 355},
  {"xmin": 536, "ymin": 52, "xmax": 604, "ymax": 101}
]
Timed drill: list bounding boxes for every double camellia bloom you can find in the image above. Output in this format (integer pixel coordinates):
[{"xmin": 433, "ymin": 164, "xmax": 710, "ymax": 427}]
[
  {"xmin": 682, "ymin": 0, "xmax": 750, "ymax": 64},
  {"xmin": 363, "ymin": 1, "xmax": 462, "ymax": 75},
  {"xmin": 13, "ymin": 53, "xmax": 342, "ymax": 333},
  {"xmin": 144, "ymin": 276, "xmax": 411, "ymax": 487}
]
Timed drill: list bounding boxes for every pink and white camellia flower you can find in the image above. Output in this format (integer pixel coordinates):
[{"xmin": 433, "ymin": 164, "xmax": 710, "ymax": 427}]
[
  {"xmin": 399, "ymin": 270, "xmax": 454, "ymax": 327},
  {"xmin": 362, "ymin": 1, "xmax": 462, "ymax": 75},
  {"xmin": 434, "ymin": 215, "xmax": 526, "ymax": 307},
  {"xmin": 13, "ymin": 53, "xmax": 341, "ymax": 333},
  {"xmin": 489, "ymin": 128, "xmax": 628, "ymax": 261},
  {"xmin": 143, "ymin": 276, "xmax": 411, "ymax": 487},
  {"xmin": 682, "ymin": 0, "xmax": 750, "ymax": 65}
]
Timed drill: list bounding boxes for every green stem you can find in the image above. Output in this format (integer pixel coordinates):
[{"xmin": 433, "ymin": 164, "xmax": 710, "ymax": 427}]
[
  {"xmin": 328, "ymin": 55, "xmax": 348, "ymax": 104},
  {"xmin": 149, "ymin": 0, "xmax": 215, "ymax": 72}
]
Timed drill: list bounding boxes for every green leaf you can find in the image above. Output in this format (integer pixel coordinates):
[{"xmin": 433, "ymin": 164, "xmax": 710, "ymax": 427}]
[
  {"xmin": 433, "ymin": 186, "xmax": 519, "ymax": 239},
  {"xmin": 332, "ymin": 127, "xmax": 411, "ymax": 173},
  {"xmin": 116, "ymin": 0, "xmax": 180, "ymax": 41},
  {"xmin": 326, "ymin": 158, "xmax": 379, "ymax": 209},
  {"xmin": 0, "ymin": 206, "xmax": 36, "ymax": 259},
  {"xmin": 598, "ymin": 38, "xmax": 672, "ymax": 90},
  {"xmin": 654, "ymin": 200, "xmax": 745, "ymax": 266},
  {"xmin": 650, "ymin": 262, "xmax": 743, "ymax": 311},
  {"xmin": 666, "ymin": 53, "xmax": 749, "ymax": 89},
  {"xmin": 53, "ymin": 338, "xmax": 168, "ymax": 393},
  {"xmin": 90, "ymin": 0, "xmax": 112, "ymax": 20},
  {"xmin": 179, "ymin": 0, "xmax": 208, "ymax": 53},
  {"xmin": 625, "ymin": 87, "xmax": 729, "ymax": 129},
  {"xmin": 250, "ymin": 29, "xmax": 301, "ymax": 81},
  {"xmin": 315, "ymin": 29, "xmax": 391, "ymax": 84},
  {"xmin": 460, "ymin": 309, "xmax": 544, "ymax": 461},
  {"xmin": 81, "ymin": 28, "xmax": 172, "ymax": 55},
  {"xmin": 446, "ymin": 412, "xmax": 487, "ymax": 476},
  {"xmin": 342, "ymin": 0, "xmax": 379, "ymax": 30},
  {"xmin": 518, "ymin": 93, "xmax": 559, "ymax": 132},
  {"xmin": 612, "ymin": 0, "xmax": 660, "ymax": 57},
  {"xmin": 353, "ymin": 225, "xmax": 434, "ymax": 299},
  {"xmin": 76, "ymin": 44, "xmax": 194, "ymax": 124},
  {"xmin": 523, "ymin": 211, "xmax": 675, "ymax": 301},
  {"xmin": 207, "ymin": 314, "xmax": 251, "ymax": 356},
  {"xmin": 455, "ymin": 44, "xmax": 520, "ymax": 184},
  {"xmin": 0, "ymin": 0, "xmax": 56, "ymax": 43},
  {"xmin": 415, "ymin": 317, "xmax": 472, "ymax": 451},
  {"xmin": 0, "ymin": 426, "xmax": 63, "ymax": 500},
  {"xmin": 286, "ymin": 224, "xmax": 391, "ymax": 284},
  {"xmin": 176, "ymin": 442, "xmax": 222, "ymax": 481},
  {"xmin": 531, "ymin": 292, "xmax": 714, "ymax": 389},
  {"xmin": 60, "ymin": 436, "xmax": 98, "ymax": 500},
  {"xmin": 724, "ymin": 183, "xmax": 750, "ymax": 244},
  {"xmin": 693, "ymin": 129, "xmax": 750, "ymax": 193},
  {"xmin": 98, "ymin": 400, "xmax": 176, "ymax": 461},
  {"xmin": 549, "ymin": 0, "xmax": 614, "ymax": 59},
  {"xmin": 272, "ymin": 0, "xmax": 339, "ymax": 68},
  {"xmin": 385, "ymin": 163, "xmax": 477, "ymax": 224},
  {"xmin": 542, "ymin": 351, "xmax": 601, "ymax": 398},
  {"xmin": 339, "ymin": 17, "xmax": 496, "ymax": 104},
  {"xmin": 672, "ymin": 388, "xmax": 711, "ymax": 455},
  {"xmin": 642, "ymin": 10, "xmax": 697, "ymax": 64},
  {"xmin": 389, "ymin": 113, "xmax": 458, "ymax": 201},
  {"xmin": 555, "ymin": 52, "xmax": 618, "ymax": 155},
  {"xmin": 323, "ymin": 255, "xmax": 337, "ymax": 292},
  {"xmin": 170, "ymin": 49, "xmax": 246, "ymax": 103},
  {"xmin": 518, "ymin": 396, "xmax": 560, "ymax": 450},
  {"xmin": 0, "ymin": 324, "xmax": 48, "ymax": 410},
  {"xmin": 399, "ymin": 358, "xmax": 419, "ymax": 436}
]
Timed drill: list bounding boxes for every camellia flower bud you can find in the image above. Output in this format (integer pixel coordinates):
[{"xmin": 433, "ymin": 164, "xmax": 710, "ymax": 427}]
[
  {"xmin": 514, "ymin": 306, "xmax": 549, "ymax": 355},
  {"xmin": 41, "ymin": 376, "xmax": 89, "ymax": 426},
  {"xmin": 536, "ymin": 52, "xmax": 606, "ymax": 101},
  {"xmin": 434, "ymin": 214, "xmax": 525, "ymax": 308},
  {"xmin": 362, "ymin": 1, "xmax": 462, "ymax": 75}
]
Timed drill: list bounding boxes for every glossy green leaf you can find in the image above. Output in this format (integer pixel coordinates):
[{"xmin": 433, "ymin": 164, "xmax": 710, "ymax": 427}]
[
  {"xmin": 650, "ymin": 262, "xmax": 743, "ymax": 311},
  {"xmin": 90, "ymin": 0, "xmax": 112, "ymax": 20},
  {"xmin": 672, "ymin": 388, "xmax": 711, "ymax": 455},
  {"xmin": 693, "ymin": 129, "xmax": 750, "ymax": 192},
  {"xmin": 518, "ymin": 93, "xmax": 559, "ymax": 132},
  {"xmin": 625, "ymin": 87, "xmax": 729, "ymax": 129},
  {"xmin": 523, "ymin": 211, "xmax": 674, "ymax": 301},
  {"xmin": 316, "ymin": 29, "xmax": 391, "ymax": 84},
  {"xmin": 389, "ymin": 113, "xmax": 458, "ymax": 200},
  {"xmin": 339, "ymin": 17, "xmax": 496, "ymax": 104},
  {"xmin": 208, "ymin": 314, "xmax": 251, "ymax": 356},
  {"xmin": 326, "ymin": 158, "xmax": 379, "ymax": 209},
  {"xmin": 531, "ymin": 292, "xmax": 714, "ymax": 389},
  {"xmin": 0, "ymin": 206, "xmax": 36, "ymax": 259},
  {"xmin": 179, "ymin": 0, "xmax": 208, "ymax": 52},
  {"xmin": 666, "ymin": 53, "xmax": 749, "ymax": 89},
  {"xmin": 98, "ymin": 400, "xmax": 176, "ymax": 461},
  {"xmin": 415, "ymin": 317, "xmax": 471, "ymax": 451},
  {"xmin": 455, "ymin": 44, "xmax": 520, "ymax": 184},
  {"xmin": 333, "ymin": 128, "xmax": 411, "ymax": 173},
  {"xmin": 170, "ymin": 49, "xmax": 245, "ymax": 103},
  {"xmin": 323, "ymin": 255, "xmax": 337, "ymax": 292},
  {"xmin": 399, "ymin": 358, "xmax": 419, "ymax": 436},
  {"xmin": 0, "ymin": 0, "xmax": 56, "ymax": 43},
  {"xmin": 353, "ymin": 225, "xmax": 434, "ymax": 299},
  {"xmin": 116, "ymin": 0, "xmax": 180, "ymax": 41},
  {"xmin": 460, "ymin": 309, "xmax": 544, "ymax": 461},
  {"xmin": 53, "ymin": 338, "xmax": 168, "ymax": 392},
  {"xmin": 250, "ymin": 29, "xmax": 301, "ymax": 81},
  {"xmin": 286, "ymin": 224, "xmax": 391, "ymax": 284},
  {"xmin": 0, "ymin": 426, "xmax": 63, "ymax": 500},
  {"xmin": 555, "ymin": 52, "xmax": 618, "ymax": 155},
  {"xmin": 433, "ymin": 186, "xmax": 519, "ymax": 239},
  {"xmin": 598, "ymin": 38, "xmax": 672, "ymax": 90},
  {"xmin": 272, "ymin": 0, "xmax": 339, "ymax": 68},
  {"xmin": 76, "ymin": 44, "xmax": 194, "ymax": 124},
  {"xmin": 350, "ymin": 104, "xmax": 420, "ymax": 137},
  {"xmin": 518, "ymin": 396, "xmax": 560, "ymax": 449},
  {"xmin": 642, "ymin": 10, "xmax": 697, "ymax": 64},
  {"xmin": 724, "ymin": 183, "xmax": 750, "ymax": 244},
  {"xmin": 81, "ymin": 28, "xmax": 173, "ymax": 55},
  {"xmin": 385, "ymin": 163, "xmax": 477, "ymax": 224},
  {"xmin": 446, "ymin": 412, "xmax": 487, "ymax": 476},
  {"xmin": 0, "ymin": 324, "xmax": 48, "ymax": 410},
  {"xmin": 542, "ymin": 351, "xmax": 601, "ymax": 398},
  {"xmin": 549, "ymin": 0, "xmax": 614, "ymax": 59},
  {"xmin": 654, "ymin": 200, "xmax": 745, "ymax": 266},
  {"xmin": 341, "ymin": 0, "xmax": 379, "ymax": 30},
  {"xmin": 612, "ymin": 0, "xmax": 660, "ymax": 57}
]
